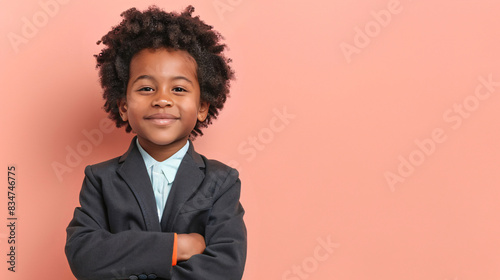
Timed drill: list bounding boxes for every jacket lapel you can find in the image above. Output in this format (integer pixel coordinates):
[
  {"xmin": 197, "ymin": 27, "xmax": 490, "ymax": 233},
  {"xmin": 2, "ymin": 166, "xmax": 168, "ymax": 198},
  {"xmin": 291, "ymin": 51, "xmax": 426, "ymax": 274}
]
[
  {"xmin": 161, "ymin": 139, "xmax": 206, "ymax": 232},
  {"xmin": 116, "ymin": 136, "xmax": 161, "ymax": 232}
]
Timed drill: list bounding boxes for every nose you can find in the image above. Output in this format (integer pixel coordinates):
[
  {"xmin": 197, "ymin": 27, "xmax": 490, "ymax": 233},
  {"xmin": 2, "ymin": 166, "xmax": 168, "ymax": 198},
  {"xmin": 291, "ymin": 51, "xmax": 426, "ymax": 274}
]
[{"xmin": 152, "ymin": 90, "xmax": 173, "ymax": 107}]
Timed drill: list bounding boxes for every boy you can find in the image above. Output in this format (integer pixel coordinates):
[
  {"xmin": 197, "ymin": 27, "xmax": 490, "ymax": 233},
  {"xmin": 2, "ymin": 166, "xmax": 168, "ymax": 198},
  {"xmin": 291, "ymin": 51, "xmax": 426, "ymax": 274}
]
[{"xmin": 65, "ymin": 5, "xmax": 246, "ymax": 280}]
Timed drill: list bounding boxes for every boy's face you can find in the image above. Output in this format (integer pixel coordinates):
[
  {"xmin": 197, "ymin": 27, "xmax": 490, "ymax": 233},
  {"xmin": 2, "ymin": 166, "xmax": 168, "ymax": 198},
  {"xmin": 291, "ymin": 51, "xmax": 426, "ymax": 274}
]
[{"xmin": 118, "ymin": 48, "xmax": 208, "ymax": 157}]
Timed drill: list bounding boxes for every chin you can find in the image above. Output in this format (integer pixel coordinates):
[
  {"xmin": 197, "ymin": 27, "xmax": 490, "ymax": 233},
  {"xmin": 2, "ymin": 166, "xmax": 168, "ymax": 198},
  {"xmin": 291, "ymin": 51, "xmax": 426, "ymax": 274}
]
[{"xmin": 149, "ymin": 135, "xmax": 188, "ymax": 146}]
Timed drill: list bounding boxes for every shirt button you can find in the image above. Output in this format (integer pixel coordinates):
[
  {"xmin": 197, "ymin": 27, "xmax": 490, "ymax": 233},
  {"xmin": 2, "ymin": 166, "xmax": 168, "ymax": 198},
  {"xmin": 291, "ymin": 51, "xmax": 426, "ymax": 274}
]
[
  {"xmin": 138, "ymin": 274, "xmax": 148, "ymax": 279},
  {"xmin": 148, "ymin": 274, "xmax": 157, "ymax": 279}
]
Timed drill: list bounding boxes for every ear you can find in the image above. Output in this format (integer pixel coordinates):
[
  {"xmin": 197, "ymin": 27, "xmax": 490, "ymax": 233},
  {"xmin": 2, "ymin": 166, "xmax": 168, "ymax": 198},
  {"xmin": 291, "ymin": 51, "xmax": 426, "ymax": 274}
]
[
  {"xmin": 197, "ymin": 101, "xmax": 209, "ymax": 122},
  {"xmin": 117, "ymin": 98, "xmax": 128, "ymax": 122}
]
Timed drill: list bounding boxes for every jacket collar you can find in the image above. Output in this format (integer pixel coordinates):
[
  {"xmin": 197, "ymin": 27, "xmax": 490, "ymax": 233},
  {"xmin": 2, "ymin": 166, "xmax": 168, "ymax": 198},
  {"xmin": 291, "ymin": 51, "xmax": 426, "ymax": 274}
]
[
  {"xmin": 117, "ymin": 136, "xmax": 206, "ymax": 232},
  {"xmin": 118, "ymin": 136, "xmax": 205, "ymax": 169}
]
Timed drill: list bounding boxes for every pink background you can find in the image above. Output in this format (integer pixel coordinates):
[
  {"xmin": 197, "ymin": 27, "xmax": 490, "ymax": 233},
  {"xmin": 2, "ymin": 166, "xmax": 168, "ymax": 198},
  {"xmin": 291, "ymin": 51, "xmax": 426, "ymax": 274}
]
[{"xmin": 1, "ymin": 0, "xmax": 500, "ymax": 279}]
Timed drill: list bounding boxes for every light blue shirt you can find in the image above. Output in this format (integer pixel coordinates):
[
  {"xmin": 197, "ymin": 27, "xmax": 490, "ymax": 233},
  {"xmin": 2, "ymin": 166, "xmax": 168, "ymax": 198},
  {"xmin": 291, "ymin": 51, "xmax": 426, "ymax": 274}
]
[{"xmin": 136, "ymin": 138, "xmax": 189, "ymax": 221}]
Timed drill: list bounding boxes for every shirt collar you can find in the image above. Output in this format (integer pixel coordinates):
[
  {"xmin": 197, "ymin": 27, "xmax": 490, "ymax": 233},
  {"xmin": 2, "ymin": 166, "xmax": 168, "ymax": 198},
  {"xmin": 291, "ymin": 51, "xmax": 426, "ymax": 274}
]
[{"xmin": 136, "ymin": 138, "xmax": 190, "ymax": 183}]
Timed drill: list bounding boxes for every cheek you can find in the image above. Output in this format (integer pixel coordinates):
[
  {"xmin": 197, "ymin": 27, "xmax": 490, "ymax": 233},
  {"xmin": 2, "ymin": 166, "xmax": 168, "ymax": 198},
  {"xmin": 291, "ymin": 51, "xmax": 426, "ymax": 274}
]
[
  {"xmin": 126, "ymin": 95, "xmax": 144, "ymax": 110},
  {"xmin": 179, "ymin": 99, "xmax": 201, "ymax": 117},
  {"xmin": 124, "ymin": 99, "xmax": 144, "ymax": 123},
  {"xmin": 127, "ymin": 101, "xmax": 140, "ymax": 111}
]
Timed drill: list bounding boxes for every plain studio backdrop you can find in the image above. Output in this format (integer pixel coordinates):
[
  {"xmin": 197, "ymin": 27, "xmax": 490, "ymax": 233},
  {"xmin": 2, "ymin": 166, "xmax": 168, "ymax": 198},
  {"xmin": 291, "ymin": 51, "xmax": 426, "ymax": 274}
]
[{"xmin": 1, "ymin": 0, "xmax": 500, "ymax": 279}]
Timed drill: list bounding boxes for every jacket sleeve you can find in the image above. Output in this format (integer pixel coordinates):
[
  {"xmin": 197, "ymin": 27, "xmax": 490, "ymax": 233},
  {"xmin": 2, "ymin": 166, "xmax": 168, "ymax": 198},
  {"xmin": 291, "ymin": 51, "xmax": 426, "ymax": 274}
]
[
  {"xmin": 65, "ymin": 165, "xmax": 175, "ymax": 280},
  {"xmin": 171, "ymin": 167, "xmax": 247, "ymax": 280}
]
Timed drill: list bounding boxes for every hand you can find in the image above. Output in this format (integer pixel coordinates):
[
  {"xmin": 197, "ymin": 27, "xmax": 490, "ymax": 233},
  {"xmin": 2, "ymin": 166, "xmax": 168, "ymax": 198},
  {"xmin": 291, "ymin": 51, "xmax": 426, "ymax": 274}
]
[{"xmin": 177, "ymin": 233, "xmax": 206, "ymax": 261}]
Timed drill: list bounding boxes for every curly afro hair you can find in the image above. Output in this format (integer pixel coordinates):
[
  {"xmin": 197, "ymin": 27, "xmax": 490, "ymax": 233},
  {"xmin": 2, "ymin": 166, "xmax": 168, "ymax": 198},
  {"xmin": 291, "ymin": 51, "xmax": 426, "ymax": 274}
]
[{"xmin": 94, "ymin": 5, "xmax": 234, "ymax": 137}]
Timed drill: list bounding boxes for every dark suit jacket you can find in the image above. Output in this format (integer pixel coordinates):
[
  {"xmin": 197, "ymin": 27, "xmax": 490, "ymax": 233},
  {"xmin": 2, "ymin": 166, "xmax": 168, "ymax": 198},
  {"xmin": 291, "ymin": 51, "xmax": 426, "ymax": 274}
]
[{"xmin": 65, "ymin": 136, "xmax": 247, "ymax": 280}]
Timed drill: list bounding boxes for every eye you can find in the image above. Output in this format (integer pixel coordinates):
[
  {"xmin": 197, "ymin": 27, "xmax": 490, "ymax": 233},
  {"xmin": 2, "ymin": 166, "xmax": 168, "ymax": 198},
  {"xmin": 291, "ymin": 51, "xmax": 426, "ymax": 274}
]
[
  {"xmin": 172, "ymin": 87, "xmax": 187, "ymax": 93},
  {"xmin": 138, "ymin": 87, "xmax": 154, "ymax": 92}
]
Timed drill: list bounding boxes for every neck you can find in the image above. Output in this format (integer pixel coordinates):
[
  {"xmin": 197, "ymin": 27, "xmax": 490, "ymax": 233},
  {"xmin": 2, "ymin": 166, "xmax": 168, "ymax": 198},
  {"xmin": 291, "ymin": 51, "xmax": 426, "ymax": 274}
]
[{"xmin": 137, "ymin": 137, "xmax": 188, "ymax": 162}]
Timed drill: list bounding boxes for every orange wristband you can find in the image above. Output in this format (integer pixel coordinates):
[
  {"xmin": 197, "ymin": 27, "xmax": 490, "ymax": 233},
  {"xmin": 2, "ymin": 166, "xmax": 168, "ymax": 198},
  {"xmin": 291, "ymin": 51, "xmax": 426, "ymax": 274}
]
[{"xmin": 172, "ymin": 233, "xmax": 178, "ymax": 266}]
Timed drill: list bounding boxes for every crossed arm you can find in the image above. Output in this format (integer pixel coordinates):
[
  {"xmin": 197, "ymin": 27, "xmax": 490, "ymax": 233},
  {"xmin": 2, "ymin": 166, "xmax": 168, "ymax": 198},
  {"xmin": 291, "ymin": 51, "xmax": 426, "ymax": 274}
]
[{"xmin": 65, "ymin": 165, "xmax": 246, "ymax": 280}]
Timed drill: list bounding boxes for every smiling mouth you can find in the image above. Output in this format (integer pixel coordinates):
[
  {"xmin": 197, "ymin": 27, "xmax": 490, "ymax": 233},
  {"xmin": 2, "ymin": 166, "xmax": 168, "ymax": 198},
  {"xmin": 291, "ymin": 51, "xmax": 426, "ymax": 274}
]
[
  {"xmin": 146, "ymin": 118, "xmax": 177, "ymax": 125},
  {"xmin": 145, "ymin": 113, "xmax": 179, "ymax": 125}
]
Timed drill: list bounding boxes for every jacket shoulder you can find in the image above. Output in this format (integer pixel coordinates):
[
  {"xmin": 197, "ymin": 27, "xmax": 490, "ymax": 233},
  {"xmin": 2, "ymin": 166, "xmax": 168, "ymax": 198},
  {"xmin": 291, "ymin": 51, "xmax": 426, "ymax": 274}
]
[
  {"xmin": 199, "ymin": 154, "xmax": 240, "ymax": 182},
  {"xmin": 84, "ymin": 156, "xmax": 121, "ymax": 177}
]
